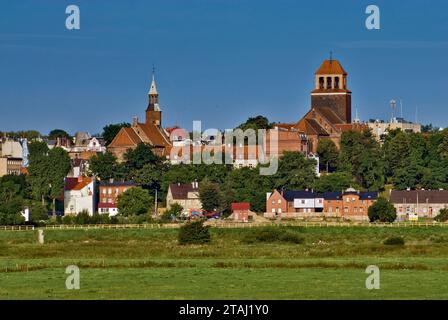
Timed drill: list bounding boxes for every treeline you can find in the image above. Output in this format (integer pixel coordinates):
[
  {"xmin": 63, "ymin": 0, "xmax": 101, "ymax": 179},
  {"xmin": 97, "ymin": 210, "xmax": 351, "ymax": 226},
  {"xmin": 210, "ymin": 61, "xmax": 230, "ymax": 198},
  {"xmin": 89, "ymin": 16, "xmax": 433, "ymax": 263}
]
[{"xmin": 317, "ymin": 128, "xmax": 448, "ymax": 191}]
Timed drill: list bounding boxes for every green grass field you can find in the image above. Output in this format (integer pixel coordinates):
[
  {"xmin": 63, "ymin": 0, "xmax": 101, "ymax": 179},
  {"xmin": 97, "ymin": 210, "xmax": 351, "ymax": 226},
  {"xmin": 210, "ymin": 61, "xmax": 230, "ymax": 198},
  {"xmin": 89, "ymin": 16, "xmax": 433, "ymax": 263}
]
[{"xmin": 1, "ymin": 226, "xmax": 448, "ymax": 299}]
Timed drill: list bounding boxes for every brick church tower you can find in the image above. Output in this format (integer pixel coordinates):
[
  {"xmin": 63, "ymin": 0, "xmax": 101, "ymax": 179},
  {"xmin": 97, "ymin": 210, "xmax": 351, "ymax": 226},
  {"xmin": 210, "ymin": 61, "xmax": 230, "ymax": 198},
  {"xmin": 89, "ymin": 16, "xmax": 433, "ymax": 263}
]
[
  {"xmin": 311, "ymin": 59, "xmax": 352, "ymax": 123},
  {"xmin": 146, "ymin": 72, "xmax": 162, "ymax": 126}
]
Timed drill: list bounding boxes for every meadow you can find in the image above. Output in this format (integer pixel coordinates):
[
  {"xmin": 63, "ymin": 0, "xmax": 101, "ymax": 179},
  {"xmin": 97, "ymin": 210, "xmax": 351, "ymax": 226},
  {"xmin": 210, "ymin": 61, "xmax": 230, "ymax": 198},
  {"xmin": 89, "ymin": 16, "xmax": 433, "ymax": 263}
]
[{"xmin": 1, "ymin": 225, "xmax": 448, "ymax": 299}]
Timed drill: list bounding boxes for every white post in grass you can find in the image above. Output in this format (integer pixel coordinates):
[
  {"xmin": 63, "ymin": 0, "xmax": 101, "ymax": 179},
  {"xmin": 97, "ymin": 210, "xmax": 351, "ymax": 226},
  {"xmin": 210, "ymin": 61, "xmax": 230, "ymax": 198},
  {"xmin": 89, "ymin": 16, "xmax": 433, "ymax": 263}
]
[{"xmin": 37, "ymin": 230, "xmax": 44, "ymax": 245}]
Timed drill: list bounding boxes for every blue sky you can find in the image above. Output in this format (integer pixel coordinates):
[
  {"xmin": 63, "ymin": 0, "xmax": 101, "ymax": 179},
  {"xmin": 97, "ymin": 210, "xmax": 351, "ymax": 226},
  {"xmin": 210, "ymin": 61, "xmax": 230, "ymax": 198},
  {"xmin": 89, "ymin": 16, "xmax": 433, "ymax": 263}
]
[{"xmin": 1, "ymin": 0, "xmax": 447, "ymax": 135}]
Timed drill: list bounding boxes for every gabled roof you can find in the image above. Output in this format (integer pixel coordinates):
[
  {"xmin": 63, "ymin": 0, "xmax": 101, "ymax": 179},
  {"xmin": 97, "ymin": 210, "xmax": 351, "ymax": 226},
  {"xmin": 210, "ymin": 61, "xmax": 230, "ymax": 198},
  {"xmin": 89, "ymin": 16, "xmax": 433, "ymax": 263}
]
[
  {"xmin": 304, "ymin": 119, "xmax": 329, "ymax": 136},
  {"xmin": 65, "ymin": 177, "xmax": 93, "ymax": 191},
  {"xmin": 137, "ymin": 123, "xmax": 171, "ymax": 147},
  {"xmin": 231, "ymin": 202, "xmax": 250, "ymax": 211},
  {"xmin": 316, "ymin": 107, "xmax": 345, "ymax": 124},
  {"xmin": 169, "ymin": 183, "xmax": 199, "ymax": 200},
  {"xmin": 315, "ymin": 60, "xmax": 347, "ymax": 75},
  {"xmin": 390, "ymin": 190, "xmax": 448, "ymax": 204}
]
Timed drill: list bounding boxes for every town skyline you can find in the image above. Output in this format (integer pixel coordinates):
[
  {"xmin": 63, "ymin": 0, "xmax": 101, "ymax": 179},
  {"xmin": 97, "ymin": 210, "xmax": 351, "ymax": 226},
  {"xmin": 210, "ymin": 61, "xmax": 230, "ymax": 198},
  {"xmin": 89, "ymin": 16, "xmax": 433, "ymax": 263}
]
[{"xmin": 1, "ymin": 0, "xmax": 447, "ymax": 134}]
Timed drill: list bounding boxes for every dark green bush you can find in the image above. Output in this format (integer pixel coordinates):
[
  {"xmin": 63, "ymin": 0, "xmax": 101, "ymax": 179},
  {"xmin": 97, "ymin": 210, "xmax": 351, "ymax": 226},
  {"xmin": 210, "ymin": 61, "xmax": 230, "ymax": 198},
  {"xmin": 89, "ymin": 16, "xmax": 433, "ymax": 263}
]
[
  {"xmin": 178, "ymin": 220, "xmax": 211, "ymax": 245},
  {"xmin": 383, "ymin": 236, "xmax": 405, "ymax": 246},
  {"xmin": 434, "ymin": 208, "xmax": 448, "ymax": 222},
  {"xmin": 243, "ymin": 227, "xmax": 304, "ymax": 244}
]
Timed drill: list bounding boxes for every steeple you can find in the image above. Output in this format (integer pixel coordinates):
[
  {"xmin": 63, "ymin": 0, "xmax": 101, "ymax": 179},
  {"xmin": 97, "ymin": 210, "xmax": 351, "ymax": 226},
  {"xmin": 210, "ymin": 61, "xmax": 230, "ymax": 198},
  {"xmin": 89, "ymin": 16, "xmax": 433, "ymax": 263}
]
[
  {"xmin": 311, "ymin": 58, "xmax": 352, "ymax": 123},
  {"xmin": 146, "ymin": 67, "xmax": 162, "ymax": 126},
  {"xmin": 147, "ymin": 67, "xmax": 159, "ymax": 111}
]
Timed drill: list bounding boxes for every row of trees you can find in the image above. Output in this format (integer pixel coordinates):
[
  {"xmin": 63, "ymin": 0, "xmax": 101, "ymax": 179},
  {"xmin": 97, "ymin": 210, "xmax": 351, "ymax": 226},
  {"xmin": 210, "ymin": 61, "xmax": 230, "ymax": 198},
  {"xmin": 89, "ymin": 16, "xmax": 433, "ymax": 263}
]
[{"xmin": 317, "ymin": 128, "xmax": 448, "ymax": 191}]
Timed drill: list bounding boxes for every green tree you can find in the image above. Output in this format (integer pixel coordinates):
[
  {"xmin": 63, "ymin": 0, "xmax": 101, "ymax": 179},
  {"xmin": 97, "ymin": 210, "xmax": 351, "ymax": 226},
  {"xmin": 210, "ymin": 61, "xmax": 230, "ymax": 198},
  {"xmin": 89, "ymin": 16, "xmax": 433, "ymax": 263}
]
[
  {"xmin": 27, "ymin": 141, "xmax": 51, "ymax": 204},
  {"xmin": 338, "ymin": 130, "xmax": 385, "ymax": 191},
  {"xmin": 124, "ymin": 143, "xmax": 163, "ymax": 171},
  {"xmin": 368, "ymin": 197, "xmax": 397, "ymax": 223},
  {"xmin": 116, "ymin": 187, "xmax": 153, "ymax": 217},
  {"xmin": 237, "ymin": 115, "xmax": 273, "ymax": 131},
  {"xmin": 273, "ymin": 151, "xmax": 317, "ymax": 190},
  {"xmin": 0, "ymin": 179, "xmax": 25, "ymax": 225},
  {"xmin": 313, "ymin": 172, "xmax": 356, "ymax": 193},
  {"xmin": 47, "ymin": 147, "xmax": 71, "ymax": 216},
  {"xmin": 317, "ymin": 139, "xmax": 339, "ymax": 172},
  {"xmin": 89, "ymin": 152, "xmax": 119, "ymax": 180},
  {"xmin": 198, "ymin": 180, "xmax": 224, "ymax": 212},
  {"xmin": 102, "ymin": 123, "xmax": 131, "ymax": 145},
  {"xmin": 178, "ymin": 220, "xmax": 211, "ymax": 245},
  {"xmin": 223, "ymin": 167, "xmax": 273, "ymax": 213},
  {"xmin": 48, "ymin": 129, "xmax": 71, "ymax": 140}
]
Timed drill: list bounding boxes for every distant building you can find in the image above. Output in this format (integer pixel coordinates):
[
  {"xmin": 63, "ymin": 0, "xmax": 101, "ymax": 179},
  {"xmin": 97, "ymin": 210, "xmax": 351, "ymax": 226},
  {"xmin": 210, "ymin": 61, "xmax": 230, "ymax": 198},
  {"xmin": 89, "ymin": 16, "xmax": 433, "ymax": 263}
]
[
  {"xmin": 64, "ymin": 176, "xmax": 95, "ymax": 216},
  {"xmin": 98, "ymin": 180, "xmax": 137, "ymax": 216},
  {"xmin": 294, "ymin": 59, "xmax": 368, "ymax": 153},
  {"xmin": 0, "ymin": 157, "xmax": 22, "ymax": 176},
  {"xmin": 108, "ymin": 73, "xmax": 172, "ymax": 161},
  {"xmin": 0, "ymin": 138, "xmax": 22, "ymax": 158},
  {"xmin": 229, "ymin": 202, "xmax": 255, "ymax": 222},
  {"xmin": 69, "ymin": 132, "xmax": 106, "ymax": 159},
  {"xmin": 166, "ymin": 182, "xmax": 202, "ymax": 213},
  {"xmin": 390, "ymin": 190, "xmax": 448, "ymax": 220},
  {"xmin": 368, "ymin": 118, "xmax": 421, "ymax": 141},
  {"xmin": 265, "ymin": 188, "xmax": 378, "ymax": 221}
]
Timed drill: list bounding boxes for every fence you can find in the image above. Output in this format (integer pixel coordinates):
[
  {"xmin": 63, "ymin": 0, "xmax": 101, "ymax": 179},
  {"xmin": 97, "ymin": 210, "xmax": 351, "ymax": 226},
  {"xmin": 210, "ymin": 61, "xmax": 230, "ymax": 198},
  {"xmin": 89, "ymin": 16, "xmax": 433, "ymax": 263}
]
[{"xmin": 1, "ymin": 221, "xmax": 448, "ymax": 231}]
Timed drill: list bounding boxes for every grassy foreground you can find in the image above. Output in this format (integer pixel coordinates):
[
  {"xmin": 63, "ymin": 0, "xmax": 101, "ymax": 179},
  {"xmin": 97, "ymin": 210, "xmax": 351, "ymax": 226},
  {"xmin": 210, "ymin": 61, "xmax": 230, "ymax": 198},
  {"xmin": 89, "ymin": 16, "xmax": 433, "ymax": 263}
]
[{"xmin": 1, "ymin": 226, "xmax": 448, "ymax": 299}]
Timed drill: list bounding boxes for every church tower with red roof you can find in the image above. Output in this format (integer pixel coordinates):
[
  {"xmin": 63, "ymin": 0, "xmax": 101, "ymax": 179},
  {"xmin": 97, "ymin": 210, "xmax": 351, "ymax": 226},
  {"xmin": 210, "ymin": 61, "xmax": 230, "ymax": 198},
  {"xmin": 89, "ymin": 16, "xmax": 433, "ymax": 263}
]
[{"xmin": 311, "ymin": 59, "xmax": 352, "ymax": 123}]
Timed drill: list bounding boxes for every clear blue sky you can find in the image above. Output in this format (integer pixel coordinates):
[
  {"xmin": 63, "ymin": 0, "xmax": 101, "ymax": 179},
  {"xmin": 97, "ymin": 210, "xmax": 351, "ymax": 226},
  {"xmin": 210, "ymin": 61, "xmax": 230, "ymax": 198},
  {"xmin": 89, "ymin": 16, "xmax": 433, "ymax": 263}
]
[{"xmin": 1, "ymin": 0, "xmax": 447, "ymax": 135}]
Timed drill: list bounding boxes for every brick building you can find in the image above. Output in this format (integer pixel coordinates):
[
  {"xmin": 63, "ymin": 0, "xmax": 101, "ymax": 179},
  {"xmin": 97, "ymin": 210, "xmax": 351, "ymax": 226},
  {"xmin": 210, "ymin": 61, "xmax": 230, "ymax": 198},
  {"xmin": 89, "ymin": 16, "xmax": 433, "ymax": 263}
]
[
  {"xmin": 98, "ymin": 180, "xmax": 137, "ymax": 216},
  {"xmin": 108, "ymin": 73, "xmax": 172, "ymax": 161},
  {"xmin": 266, "ymin": 188, "xmax": 378, "ymax": 221}
]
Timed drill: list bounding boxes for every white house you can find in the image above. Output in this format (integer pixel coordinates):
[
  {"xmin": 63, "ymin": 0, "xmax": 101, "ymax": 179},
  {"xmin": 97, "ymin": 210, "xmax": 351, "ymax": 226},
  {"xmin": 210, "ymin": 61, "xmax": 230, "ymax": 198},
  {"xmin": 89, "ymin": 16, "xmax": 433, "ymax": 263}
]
[{"xmin": 64, "ymin": 176, "xmax": 95, "ymax": 216}]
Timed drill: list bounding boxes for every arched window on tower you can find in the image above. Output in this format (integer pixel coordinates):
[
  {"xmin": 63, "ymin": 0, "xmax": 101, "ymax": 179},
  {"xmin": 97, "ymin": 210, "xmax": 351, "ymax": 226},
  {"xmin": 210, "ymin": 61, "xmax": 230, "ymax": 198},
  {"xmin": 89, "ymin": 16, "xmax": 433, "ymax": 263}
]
[
  {"xmin": 319, "ymin": 77, "xmax": 324, "ymax": 89},
  {"xmin": 327, "ymin": 77, "xmax": 332, "ymax": 89},
  {"xmin": 335, "ymin": 77, "xmax": 340, "ymax": 89}
]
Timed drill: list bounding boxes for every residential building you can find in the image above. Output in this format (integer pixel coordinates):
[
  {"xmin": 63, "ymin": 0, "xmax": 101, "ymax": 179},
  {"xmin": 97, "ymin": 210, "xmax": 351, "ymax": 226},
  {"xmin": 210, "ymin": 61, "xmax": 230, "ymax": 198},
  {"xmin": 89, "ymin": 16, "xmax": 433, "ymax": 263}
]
[
  {"xmin": 265, "ymin": 188, "xmax": 378, "ymax": 221},
  {"xmin": 266, "ymin": 190, "xmax": 324, "ymax": 219},
  {"xmin": 69, "ymin": 132, "xmax": 106, "ymax": 159},
  {"xmin": 368, "ymin": 118, "xmax": 421, "ymax": 141},
  {"xmin": 108, "ymin": 73, "xmax": 172, "ymax": 161},
  {"xmin": 166, "ymin": 182, "xmax": 202, "ymax": 213},
  {"xmin": 98, "ymin": 180, "xmax": 137, "ymax": 216},
  {"xmin": 64, "ymin": 176, "xmax": 95, "ymax": 216},
  {"xmin": 0, "ymin": 157, "xmax": 22, "ymax": 176},
  {"xmin": 390, "ymin": 190, "xmax": 448, "ymax": 220},
  {"xmin": 229, "ymin": 202, "xmax": 254, "ymax": 222},
  {"xmin": 322, "ymin": 189, "xmax": 378, "ymax": 221},
  {"xmin": 0, "ymin": 138, "xmax": 22, "ymax": 158}
]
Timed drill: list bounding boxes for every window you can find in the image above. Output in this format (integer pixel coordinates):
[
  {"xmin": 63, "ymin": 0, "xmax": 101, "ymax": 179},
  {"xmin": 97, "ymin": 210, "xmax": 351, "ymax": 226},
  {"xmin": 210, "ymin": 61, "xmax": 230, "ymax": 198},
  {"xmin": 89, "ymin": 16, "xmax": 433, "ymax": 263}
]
[
  {"xmin": 301, "ymin": 200, "xmax": 305, "ymax": 204},
  {"xmin": 102, "ymin": 189, "xmax": 106, "ymax": 195},
  {"xmin": 319, "ymin": 77, "xmax": 324, "ymax": 89},
  {"xmin": 335, "ymin": 77, "xmax": 340, "ymax": 89},
  {"xmin": 108, "ymin": 198, "xmax": 113, "ymax": 204},
  {"xmin": 336, "ymin": 207, "xmax": 340, "ymax": 213},
  {"xmin": 102, "ymin": 198, "xmax": 106, "ymax": 203},
  {"xmin": 272, "ymin": 208, "xmax": 275, "ymax": 213},
  {"xmin": 354, "ymin": 207, "xmax": 358, "ymax": 214},
  {"xmin": 329, "ymin": 207, "xmax": 332, "ymax": 213},
  {"xmin": 327, "ymin": 77, "xmax": 332, "ymax": 89},
  {"xmin": 278, "ymin": 199, "xmax": 281, "ymax": 204},
  {"xmin": 108, "ymin": 188, "xmax": 112, "ymax": 195},
  {"xmin": 278, "ymin": 209, "xmax": 282, "ymax": 214},
  {"xmin": 346, "ymin": 198, "xmax": 350, "ymax": 203},
  {"xmin": 344, "ymin": 207, "xmax": 349, "ymax": 213}
]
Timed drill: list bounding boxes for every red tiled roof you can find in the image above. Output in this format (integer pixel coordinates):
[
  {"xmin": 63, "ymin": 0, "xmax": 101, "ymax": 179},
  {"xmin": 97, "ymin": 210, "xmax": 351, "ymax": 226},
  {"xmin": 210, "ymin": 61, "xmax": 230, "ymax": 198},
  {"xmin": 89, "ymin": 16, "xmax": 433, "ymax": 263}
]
[
  {"xmin": 315, "ymin": 60, "xmax": 347, "ymax": 75},
  {"xmin": 231, "ymin": 202, "xmax": 250, "ymax": 211},
  {"xmin": 65, "ymin": 177, "xmax": 93, "ymax": 191}
]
